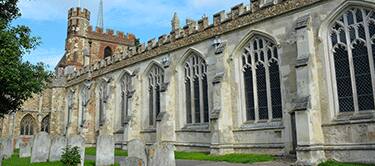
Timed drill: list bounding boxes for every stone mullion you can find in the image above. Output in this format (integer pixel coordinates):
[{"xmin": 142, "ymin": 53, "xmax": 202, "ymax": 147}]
[
  {"xmin": 362, "ymin": 10, "xmax": 375, "ymax": 107},
  {"xmin": 264, "ymin": 47, "xmax": 273, "ymax": 121},
  {"xmin": 152, "ymin": 83, "xmax": 157, "ymax": 127},
  {"xmin": 251, "ymin": 50, "xmax": 259, "ymax": 123},
  {"xmin": 198, "ymin": 61, "xmax": 204, "ymax": 123},
  {"xmin": 190, "ymin": 59, "xmax": 196, "ymax": 124},
  {"xmin": 343, "ymin": 14, "xmax": 359, "ymax": 112}
]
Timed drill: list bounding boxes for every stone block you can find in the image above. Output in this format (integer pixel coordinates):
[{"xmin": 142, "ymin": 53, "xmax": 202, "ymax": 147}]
[
  {"xmin": 19, "ymin": 141, "xmax": 31, "ymax": 158},
  {"xmin": 128, "ymin": 139, "xmax": 147, "ymax": 166},
  {"xmin": 49, "ymin": 136, "xmax": 67, "ymax": 161},
  {"xmin": 120, "ymin": 157, "xmax": 145, "ymax": 166},
  {"xmin": 15, "ymin": 137, "xmax": 21, "ymax": 149},
  {"xmin": 68, "ymin": 135, "xmax": 85, "ymax": 166},
  {"xmin": 96, "ymin": 134, "xmax": 115, "ymax": 166},
  {"xmin": 2, "ymin": 138, "xmax": 14, "ymax": 159},
  {"xmin": 31, "ymin": 132, "xmax": 51, "ymax": 163},
  {"xmin": 147, "ymin": 142, "xmax": 175, "ymax": 166}
]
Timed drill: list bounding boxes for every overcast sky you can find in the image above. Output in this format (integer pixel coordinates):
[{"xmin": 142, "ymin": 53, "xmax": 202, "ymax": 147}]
[{"xmin": 16, "ymin": 0, "xmax": 248, "ymax": 69}]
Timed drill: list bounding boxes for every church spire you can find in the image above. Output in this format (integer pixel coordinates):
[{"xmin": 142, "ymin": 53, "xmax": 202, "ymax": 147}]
[
  {"xmin": 171, "ymin": 12, "xmax": 180, "ymax": 32},
  {"xmin": 97, "ymin": 0, "xmax": 104, "ymax": 28}
]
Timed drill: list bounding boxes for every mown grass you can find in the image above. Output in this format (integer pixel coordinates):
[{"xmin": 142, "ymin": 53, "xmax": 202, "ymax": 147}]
[
  {"xmin": 3, "ymin": 149, "xmax": 119, "ymax": 166},
  {"xmin": 85, "ymin": 147, "xmax": 128, "ymax": 156},
  {"xmin": 174, "ymin": 151, "xmax": 274, "ymax": 164},
  {"xmin": 319, "ymin": 160, "xmax": 375, "ymax": 166}
]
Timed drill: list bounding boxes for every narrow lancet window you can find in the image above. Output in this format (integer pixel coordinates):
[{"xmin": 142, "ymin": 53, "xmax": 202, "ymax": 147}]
[{"xmin": 147, "ymin": 64, "xmax": 164, "ymax": 127}]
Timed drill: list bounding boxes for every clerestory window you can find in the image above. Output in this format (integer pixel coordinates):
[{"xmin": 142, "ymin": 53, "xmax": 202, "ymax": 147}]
[
  {"xmin": 241, "ymin": 35, "xmax": 282, "ymax": 122},
  {"xmin": 329, "ymin": 7, "xmax": 375, "ymax": 113}
]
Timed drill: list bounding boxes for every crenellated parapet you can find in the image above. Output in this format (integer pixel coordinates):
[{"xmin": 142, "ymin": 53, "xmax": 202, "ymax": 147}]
[
  {"xmin": 65, "ymin": 0, "xmax": 322, "ymax": 84},
  {"xmin": 68, "ymin": 7, "xmax": 90, "ymax": 20},
  {"xmin": 87, "ymin": 26, "xmax": 136, "ymax": 46}
]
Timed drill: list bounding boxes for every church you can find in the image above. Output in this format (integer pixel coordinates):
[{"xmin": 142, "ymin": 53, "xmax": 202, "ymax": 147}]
[{"xmin": 1, "ymin": 0, "xmax": 375, "ymax": 164}]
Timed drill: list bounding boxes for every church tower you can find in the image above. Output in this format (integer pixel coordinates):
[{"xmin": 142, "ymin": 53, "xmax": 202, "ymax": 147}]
[{"xmin": 62, "ymin": 7, "xmax": 91, "ymax": 73}]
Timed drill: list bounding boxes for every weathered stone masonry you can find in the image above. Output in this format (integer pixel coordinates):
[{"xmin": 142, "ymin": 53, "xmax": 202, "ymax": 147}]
[{"xmin": 1, "ymin": 0, "xmax": 375, "ymax": 165}]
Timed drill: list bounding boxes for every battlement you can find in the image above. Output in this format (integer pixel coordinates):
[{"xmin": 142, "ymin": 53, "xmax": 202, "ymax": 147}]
[
  {"xmin": 87, "ymin": 26, "xmax": 136, "ymax": 46},
  {"xmin": 68, "ymin": 7, "xmax": 90, "ymax": 20},
  {"xmin": 66, "ymin": 0, "xmax": 319, "ymax": 82}
]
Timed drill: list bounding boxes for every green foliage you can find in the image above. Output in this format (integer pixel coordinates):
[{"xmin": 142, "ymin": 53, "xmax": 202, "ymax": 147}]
[
  {"xmin": 319, "ymin": 160, "xmax": 374, "ymax": 166},
  {"xmin": 0, "ymin": 0, "xmax": 51, "ymax": 115},
  {"xmin": 174, "ymin": 151, "xmax": 274, "ymax": 164},
  {"xmin": 60, "ymin": 145, "xmax": 81, "ymax": 166},
  {"xmin": 85, "ymin": 147, "xmax": 128, "ymax": 156}
]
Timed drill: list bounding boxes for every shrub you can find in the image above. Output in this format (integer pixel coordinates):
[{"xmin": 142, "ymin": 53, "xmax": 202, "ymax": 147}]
[{"xmin": 61, "ymin": 145, "xmax": 81, "ymax": 166}]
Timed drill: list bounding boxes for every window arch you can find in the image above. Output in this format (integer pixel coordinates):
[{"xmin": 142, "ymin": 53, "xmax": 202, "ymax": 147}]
[
  {"xmin": 120, "ymin": 72, "xmax": 131, "ymax": 127},
  {"xmin": 241, "ymin": 35, "xmax": 282, "ymax": 121},
  {"xmin": 147, "ymin": 64, "xmax": 164, "ymax": 127},
  {"xmin": 329, "ymin": 7, "xmax": 375, "ymax": 113},
  {"xmin": 41, "ymin": 115, "xmax": 50, "ymax": 133},
  {"xmin": 184, "ymin": 54, "xmax": 209, "ymax": 124},
  {"xmin": 104, "ymin": 46, "xmax": 112, "ymax": 58},
  {"xmin": 20, "ymin": 114, "xmax": 35, "ymax": 136}
]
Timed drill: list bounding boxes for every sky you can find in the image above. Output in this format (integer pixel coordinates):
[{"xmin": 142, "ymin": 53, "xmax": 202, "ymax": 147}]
[{"xmin": 16, "ymin": 0, "xmax": 248, "ymax": 70}]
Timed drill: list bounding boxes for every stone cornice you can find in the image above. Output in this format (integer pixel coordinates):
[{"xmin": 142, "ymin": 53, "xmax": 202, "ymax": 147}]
[{"xmin": 66, "ymin": 0, "xmax": 325, "ymax": 87}]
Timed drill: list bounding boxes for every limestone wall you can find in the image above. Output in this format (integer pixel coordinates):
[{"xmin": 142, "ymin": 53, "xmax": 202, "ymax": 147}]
[{"xmin": 2, "ymin": 0, "xmax": 375, "ymax": 164}]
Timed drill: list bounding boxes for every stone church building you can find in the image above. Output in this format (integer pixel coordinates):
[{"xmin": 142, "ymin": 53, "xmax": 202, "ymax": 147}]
[{"xmin": 1, "ymin": 0, "xmax": 375, "ymax": 164}]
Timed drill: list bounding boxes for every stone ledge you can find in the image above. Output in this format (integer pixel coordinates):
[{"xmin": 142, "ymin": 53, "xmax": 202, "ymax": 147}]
[
  {"xmin": 297, "ymin": 143, "xmax": 375, "ymax": 151},
  {"xmin": 322, "ymin": 118, "xmax": 375, "ymax": 127},
  {"xmin": 236, "ymin": 120, "xmax": 284, "ymax": 131},
  {"xmin": 174, "ymin": 142, "xmax": 211, "ymax": 148},
  {"xmin": 232, "ymin": 143, "xmax": 285, "ymax": 148},
  {"xmin": 175, "ymin": 129, "xmax": 211, "ymax": 133},
  {"xmin": 140, "ymin": 129, "xmax": 156, "ymax": 133}
]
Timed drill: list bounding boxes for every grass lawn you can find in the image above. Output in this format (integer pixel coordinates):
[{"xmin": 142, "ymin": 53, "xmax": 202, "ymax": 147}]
[
  {"xmin": 85, "ymin": 147, "xmax": 128, "ymax": 156},
  {"xmin": 319, "ymin": 160, "xmax": 375, "ymax": 166},
  {"xmin": 3, "ymin": 149, "xmax": 119, "ymax": 166},
  {"xmin": 174, "ymin": 151, "xmax": 274, "ymax": 164}
]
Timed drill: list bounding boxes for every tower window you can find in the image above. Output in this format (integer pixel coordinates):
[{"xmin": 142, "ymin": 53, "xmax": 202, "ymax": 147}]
[{"xmin": 104, "ymin": 46, "xmax": 112, "ymax": 58}]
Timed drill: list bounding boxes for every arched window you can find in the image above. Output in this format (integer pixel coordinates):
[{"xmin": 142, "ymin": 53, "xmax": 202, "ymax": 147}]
[
  {"xmin": 104, "ymin": 46, "xmax": 112, "ymax": 58},
  {"xmin": 41, "ymin": 115, "xmax": 50, "ymax": 133},
  {"xmin": 67, "ymin": 90, "xmax": 74, "ymax": 126},
  {"xmin": 184, "ymin": 54, "xmax": 209, "ymax": 124},
  {"xmin": 80, "ymin": 85, "xmax": 90, "ymax": 127},
  {"xmin": 147, "ymin": 64, "xmax": 164, "ymax": 127},
  {"xmin": 20, "ymin": 114, "xmax": 35, "ymax": 136},
  {"xmin": 241, "ymin": 35, "xmax": 282, "ymax": 121},
  {"xmin": 98, "ymin": 81, "xmax": 109, "ymax": 126},
  {"xmin": 120, "ymin": 72, "xmax": 131, "ymax": 127},
  {"xmin": 329, "ymin": 7, "xmax": 375, "ymax": 113}
]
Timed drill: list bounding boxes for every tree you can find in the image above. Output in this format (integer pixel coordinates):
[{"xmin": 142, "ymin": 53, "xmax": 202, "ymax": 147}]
[{"xmin": 0, "ymin": 0, "xmax": 51, "ymax": 115}]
